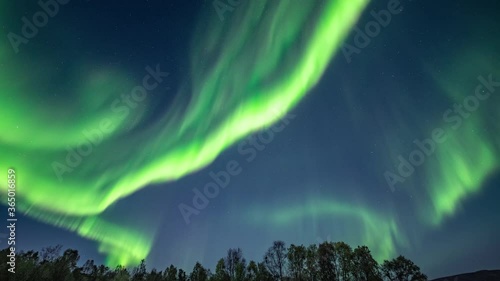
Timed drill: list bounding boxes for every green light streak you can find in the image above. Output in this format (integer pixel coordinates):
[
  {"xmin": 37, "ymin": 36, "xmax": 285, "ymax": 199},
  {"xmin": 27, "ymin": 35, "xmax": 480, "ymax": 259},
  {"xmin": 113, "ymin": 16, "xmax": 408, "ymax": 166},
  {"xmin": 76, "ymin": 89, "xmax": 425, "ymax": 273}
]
[
  {"xmin": 0, "ymin": 0, "xmax": 369, "ymax": 265},
  {"xmin": 422, "ymin": 48, "xmax": 500, "ymax": 225},
  {"xmin": 21, "ymin": 207, "xmax": 153, "ymax": 266},
  {"xmin": 424, "ymin": 124, "xmax": 497, "ymax": 225},
  {"xmin": 247, "ymin": 197, "xmax": 407, "ymax": 262}
]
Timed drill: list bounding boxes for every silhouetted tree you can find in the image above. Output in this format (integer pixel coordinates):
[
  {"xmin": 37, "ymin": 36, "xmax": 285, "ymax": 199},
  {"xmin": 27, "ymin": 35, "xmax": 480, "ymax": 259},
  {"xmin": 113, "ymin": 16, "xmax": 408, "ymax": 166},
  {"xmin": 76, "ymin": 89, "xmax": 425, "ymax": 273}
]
[
  {"xmin": 190, "ymin": 262, "xmax": 209, "ymax": 281},
  {"xmin": 33, "ymin": 245, "xmax": 63, "ymax": 280},
  {"xmin": 114, "ymin": 265, "xmax": 131, "ymax": 281},
  {"xmin": 164, "ymin": 264, "xmax": 178, "ymax": 281},
  {"xmin": 178, "ymin": 268, "xmax": 188, "ymax": 281},
  {"xmin": 334, "ymin": 241, "xmax": 354, "ymax": 281},
  {"xmin": 263, "ymin": 241, "xmax": 288, "ymax": 281},
  {"xmin": 146, "ymin": 268, "xmax": 162, "ymax": 281},
  {"xmin": 288, "ymin": 244, "xmax": 307, "ymax": 280},
  {"xmin": 381, "ymin": 256, "xmax": 427, "ymax": 281},
  {"xmin": 211, "ymin": 258, "xmax": 229, "ymax": 281},
  {"xmin": 236, "ymin": 262, "xmax": 247, "ymax": 281},
  {"xmin": 62, "ymin": 249, "xmax": 80, "ymax": 273},
  {"xmin": 0, "ymin": 242, "xmax": 429, "ymax": 281},
  {"xmin": 246, "ymin": 260, "xmax": 258, "ymax": 281},
  {"xmin": 82, "ymin": 259, "xmax": 111, "ymax": 281},
  {"xmin": 98, "ymin": 264, "xmax": 114, "ymax": 280},
  {"xmin": 256, "ymin": 262, "xmax": 274, "ymax": 281},
  {"xmin": 41, "ymin": 245, "xmax": 62, "ymax": 262},
  {"xmin": 9, "ymin": 250, "xmax": 40, "ymax": 281},
  {"xmin": 352, "ymin": 246, "xmax": 382, "ymax": 281},
  {"xmin": 225, "ymin": 248, "xmax": 246, "ymax": 280},
  {"xmin": 132, "ymin": 259, "xmax": 147, "ymax": 281},
  {"xmin": 318, "ymin": 242, "xmax": 336, "ymax": 281},
  {"xmin": 82, "ymin": 259, "xmax": 98, "ymax": 280},
  {"xmin": 305, "ymin": 244, "xmax": 319, "ymax": 281}
]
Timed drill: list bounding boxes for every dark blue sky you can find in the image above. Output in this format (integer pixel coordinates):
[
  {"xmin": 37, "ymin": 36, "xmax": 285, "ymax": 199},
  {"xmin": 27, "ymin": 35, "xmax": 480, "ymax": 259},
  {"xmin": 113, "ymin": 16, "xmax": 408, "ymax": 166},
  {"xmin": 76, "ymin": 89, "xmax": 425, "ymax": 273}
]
[{"xmin": 1, "ymin": 0, "xmax": 499, "ymax": 279}]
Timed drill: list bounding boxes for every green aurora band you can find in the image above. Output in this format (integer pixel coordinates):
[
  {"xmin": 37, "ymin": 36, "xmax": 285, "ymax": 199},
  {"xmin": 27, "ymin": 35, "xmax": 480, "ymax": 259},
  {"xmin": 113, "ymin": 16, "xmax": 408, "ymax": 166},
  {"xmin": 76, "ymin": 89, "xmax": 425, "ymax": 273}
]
[
  {"xmin": 421, "ymin": 47, "xmax": 500, "ymax": 225},
  {"xmin": 241, "ymin": 25, "xmax": 500, "ymax": 263},
  {"xmin": 0, "ymin": 0, "xmax": 370, "ymax": 265},
  {"xmin": 247, "ymin": 197, "xmax": 408, "ymax": 262}
]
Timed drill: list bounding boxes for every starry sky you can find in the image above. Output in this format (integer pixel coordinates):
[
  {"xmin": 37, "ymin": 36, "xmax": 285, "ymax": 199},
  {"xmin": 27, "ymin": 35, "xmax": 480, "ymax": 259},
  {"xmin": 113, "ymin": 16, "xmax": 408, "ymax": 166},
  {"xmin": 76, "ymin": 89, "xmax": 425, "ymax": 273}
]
[{"xmin": 1, "ymin": 0, "xmax": 499, "ymax": 279}]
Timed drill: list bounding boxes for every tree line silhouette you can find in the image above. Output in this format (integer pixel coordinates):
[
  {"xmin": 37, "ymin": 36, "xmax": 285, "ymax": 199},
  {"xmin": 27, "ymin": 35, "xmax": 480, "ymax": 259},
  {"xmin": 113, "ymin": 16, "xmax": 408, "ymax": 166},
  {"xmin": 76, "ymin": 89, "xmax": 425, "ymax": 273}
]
[{"xmin": 0, "ymin": 240, "xmax": 427, "ymax": 281}]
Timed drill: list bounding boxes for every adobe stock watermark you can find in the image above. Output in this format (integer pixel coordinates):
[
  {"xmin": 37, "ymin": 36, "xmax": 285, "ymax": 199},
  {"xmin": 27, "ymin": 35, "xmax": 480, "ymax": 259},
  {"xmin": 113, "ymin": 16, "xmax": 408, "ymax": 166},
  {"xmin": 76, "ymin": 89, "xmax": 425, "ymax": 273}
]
[
  {"xmin": 212, "ymin": 0, "xmax": 242, "ymax": 21},
  {"xmin": 7, "ymin": 0, "xmax": 81, "ymax": 54},
  {"xmin": 51, "ymin": 64, "xmax": 169, "ymax": 181},
  {"xmin": 342, "ymin": 0, "xmax": 405, "ymax": 63},
  {"xmin": 178, "ymin": 109, "xmax": 296, "ymax": 224},
  {"xmin": 384, "ymin": 74, "xmax": 500, "ymax": 191}
]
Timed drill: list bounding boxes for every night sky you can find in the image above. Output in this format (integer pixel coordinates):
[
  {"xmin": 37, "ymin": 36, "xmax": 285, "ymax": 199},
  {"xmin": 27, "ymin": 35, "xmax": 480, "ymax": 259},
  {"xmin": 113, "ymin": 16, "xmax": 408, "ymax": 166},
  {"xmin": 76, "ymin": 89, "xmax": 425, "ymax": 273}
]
[{"xmin": 1, "ymin": 0, "xmax": 499, "ymax": 279}]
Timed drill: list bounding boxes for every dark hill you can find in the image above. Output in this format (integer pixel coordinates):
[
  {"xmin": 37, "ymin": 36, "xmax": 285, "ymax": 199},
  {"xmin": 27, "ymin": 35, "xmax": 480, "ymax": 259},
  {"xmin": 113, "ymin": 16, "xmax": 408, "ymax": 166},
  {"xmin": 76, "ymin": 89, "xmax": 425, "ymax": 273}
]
[{"xmin": 432, "ymin": 270, "xmax": 500, "ymax": 281}]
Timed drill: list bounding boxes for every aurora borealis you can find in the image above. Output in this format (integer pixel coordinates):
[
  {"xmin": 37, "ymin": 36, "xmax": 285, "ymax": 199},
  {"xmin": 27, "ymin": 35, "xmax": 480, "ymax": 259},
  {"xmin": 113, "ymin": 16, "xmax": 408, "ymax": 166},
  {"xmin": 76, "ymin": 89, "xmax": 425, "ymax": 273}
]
[{"xmin": 0, "ymin": 0, "xmax": 499, "ymax": 279}]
